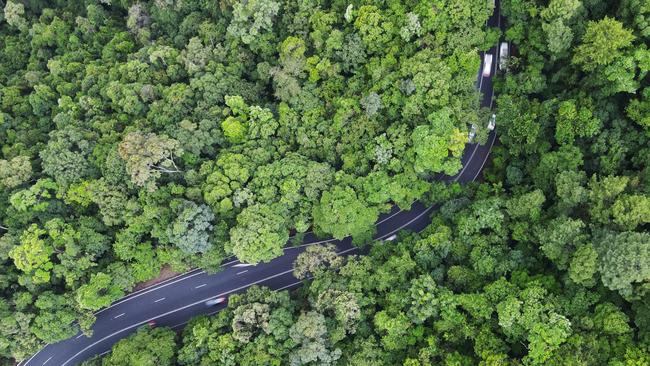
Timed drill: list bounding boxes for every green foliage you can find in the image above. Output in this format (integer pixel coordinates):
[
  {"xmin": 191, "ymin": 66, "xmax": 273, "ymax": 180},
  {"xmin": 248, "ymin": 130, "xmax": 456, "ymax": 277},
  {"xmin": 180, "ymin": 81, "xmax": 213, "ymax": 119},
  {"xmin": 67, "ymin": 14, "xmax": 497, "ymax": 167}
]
[
  {"xmin": 293, "ymin": 244, "xmax": 342, "ymax": 280},
  {"xmin": 0, "ymin": 156, "xmax": 31, "ymax": 189},
  {"xmin": 597, "ymin": 231, "xmax": 650, "ymax": 299},
  {"xmin": 573, "ymin": 17, "xmax": 636, "ymax": 71},
  {"xmin": 227, "ymin": 0, "xmax": 280, "ymax": 46},
  {"xmin": 9, "ymin": 179, "xmax": 59, "ymax": 213},
  {"xmin": 313, "ymin": 185, "xmax": 379, "ymax": 244},
  {"xmin": 31, "ymin": 292, "xmax": 79, "ymax": 343},
  {"xmin": 167, "ymin": 200, "xmax": 215, "ymax": 254},
  {"xmin": 10, "ymin": 225, "xmax": 54, "ymax": 284},
  {"xmin": 228, "ymin": 203, "xmax": 289, "ymax": 264},
  {"xmin": 102, "ymin": 327, "xmax": 177, "ymax": 366},
  {"xmin": 76, "ymin": 272, "xmax": 124, "ymax": 311},
  {"xmin": 3, "ymin": 1, "xmax": 27, "ymax": 31},
  {"xmin": 411, "ymin": 124, "xmax": 466, "ymax": 176},
  {"xmin": 124, "ymin": 191, "xmax": 648, "ymax": 365},
  {"xmin": 40, "ymin": 126, "xmax": 97, "ymax": 187}
]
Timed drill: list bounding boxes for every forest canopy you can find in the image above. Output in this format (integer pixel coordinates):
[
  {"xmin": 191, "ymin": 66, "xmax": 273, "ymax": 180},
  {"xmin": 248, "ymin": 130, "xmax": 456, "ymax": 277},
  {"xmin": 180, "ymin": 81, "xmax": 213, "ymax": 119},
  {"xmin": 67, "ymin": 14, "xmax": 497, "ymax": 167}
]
[
  {"xmin": 0, "ymin": 0, "xmax": 493, "ymax": 362},
  {"xmin": 2, "ymin": 0, "xmax": 650, "ymax": 364}
]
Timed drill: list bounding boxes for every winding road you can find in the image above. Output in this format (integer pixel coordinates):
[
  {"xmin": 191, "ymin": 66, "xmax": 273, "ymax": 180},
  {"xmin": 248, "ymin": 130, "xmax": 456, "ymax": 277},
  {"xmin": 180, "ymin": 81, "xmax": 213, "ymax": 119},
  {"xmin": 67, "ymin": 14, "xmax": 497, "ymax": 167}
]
[{"xmin": 21, "ymin": 2, "xmax": 504, "ymax": 365}]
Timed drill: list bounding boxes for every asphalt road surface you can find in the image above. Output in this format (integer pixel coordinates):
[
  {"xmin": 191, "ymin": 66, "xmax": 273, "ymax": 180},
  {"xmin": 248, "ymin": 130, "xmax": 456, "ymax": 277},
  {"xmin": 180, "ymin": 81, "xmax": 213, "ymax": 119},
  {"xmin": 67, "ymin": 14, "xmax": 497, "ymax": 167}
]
[{"xmin": 21, "ymin": 2, "xmax": 504, "ymax": 365}]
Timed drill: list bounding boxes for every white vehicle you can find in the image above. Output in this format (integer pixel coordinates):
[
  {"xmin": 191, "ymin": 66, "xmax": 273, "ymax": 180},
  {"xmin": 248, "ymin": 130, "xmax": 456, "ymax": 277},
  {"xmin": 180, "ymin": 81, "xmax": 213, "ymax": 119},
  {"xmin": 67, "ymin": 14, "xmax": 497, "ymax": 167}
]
[
  {"xmin": 205, "ymin": 297, "xmax": 227, "ymax": 306},
  {"xmin": 487, "ymin": 114, "xmax": 496, "ymax": 130},
  {"xmin": 384, "ymin": 234, "xmax": 397, "ymax": 242},
  {"xmin": 499, "ymin": 42, "xmax": 509, "ymax": 70},
  {"xmin": 482, "ymin": 54, "xmax": 493, "ymax": 77},
  {"xmin": 468, "ymin": 124, "xmax": 477, "ymax": 142}
]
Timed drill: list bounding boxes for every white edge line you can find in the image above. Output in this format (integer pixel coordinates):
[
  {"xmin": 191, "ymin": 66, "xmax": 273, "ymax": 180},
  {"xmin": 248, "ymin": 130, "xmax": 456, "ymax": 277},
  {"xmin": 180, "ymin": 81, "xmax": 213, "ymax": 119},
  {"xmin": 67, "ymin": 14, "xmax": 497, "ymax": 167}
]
[
  {"xmin": 97, "ymin": 256, "xmax": 241, "ymax": 314},
  {"xmin": 19, "ymin": 346, "xmax": 44, "ymax": 366},
  {"xmin": 471, "ymin": 128, "xmax": 497, "ymax": 182},
  {"xmin": 118, "ymin": 268, "xmax": 203, "ymax": 297},
  {"xmin": 68, "ymin": 76, "xmax": 491, "ymax": 366},
  {"xmin": 284, "ymin": 206, "xmax": 408, "ymax": 251},
  {"xmin": 287, "ymin": 200, "xmax": 402, "ymax": 239}
]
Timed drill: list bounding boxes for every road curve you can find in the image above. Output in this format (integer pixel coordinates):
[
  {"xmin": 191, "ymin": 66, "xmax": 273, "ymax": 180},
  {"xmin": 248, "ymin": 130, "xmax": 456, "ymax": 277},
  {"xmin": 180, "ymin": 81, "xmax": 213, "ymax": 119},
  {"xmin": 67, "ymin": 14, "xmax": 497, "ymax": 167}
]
[{"xmin": 21, "ymin": 3, "xmax": 503, "ymax": 365}]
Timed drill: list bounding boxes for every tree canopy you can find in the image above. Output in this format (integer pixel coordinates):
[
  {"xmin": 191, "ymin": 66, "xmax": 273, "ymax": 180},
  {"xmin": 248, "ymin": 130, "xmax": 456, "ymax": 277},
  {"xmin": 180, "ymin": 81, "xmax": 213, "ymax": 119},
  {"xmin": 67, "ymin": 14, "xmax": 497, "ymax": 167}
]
[{"xmin": 3, "ymin": 0, "xmax": 650, "ymax": 364}]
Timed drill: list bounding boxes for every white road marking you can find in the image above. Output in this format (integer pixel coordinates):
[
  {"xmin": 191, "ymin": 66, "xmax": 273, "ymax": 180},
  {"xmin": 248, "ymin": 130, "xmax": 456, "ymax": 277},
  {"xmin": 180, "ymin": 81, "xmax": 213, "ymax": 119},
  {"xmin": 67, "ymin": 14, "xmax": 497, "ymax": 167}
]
[
  {"xmin": 471, "ymin": 128, "xmax": 497, "ymax": 182},
  {"xmin": 194, "ymin": 284, "xmax": 207, "ymax": 289},
  {"xmin": 380, "ymin": 205, "xmax": 435, "ymax": 241},
  {"xmin": 98, "ymin": 350, "xmax": 111, "ymax": 356},
  {"xmin": 18, "ymin": 344, "xmax": 46, "ymax": 366},
  {"xmin": 277, "ymin": 280, "xmax": 306, "ymax": 291},
  {"xmin": 42, "ymin": 357, "xmax": 52, "ymax": 365},
  {"xmin": 232, "ymin": 263, "xmax": 253, "ymax": 268},
  {"xmin": 286, "ymin": 206, "xmax": 414, "ymax": 251},
  {"xmin": 154, "ymin": 297, "xmax": 165, "ymax": 303},
  {"xmin": 222, "ymin": 258, "xmax": 239, "ymax": 266},
  {"xmin": 61, "ymin": 272, "xmax": 289, "ymax": 364},
  {"xmin": 113, "ymin": 313, "xmax": 125, "ymax": 319},
  {"xmin": 236, "ymin": 270, "xmax": 249, "ymax": 275},
  {"xmin": 76, "ymin": 334, "xmax": 83, "ymax": 339}
]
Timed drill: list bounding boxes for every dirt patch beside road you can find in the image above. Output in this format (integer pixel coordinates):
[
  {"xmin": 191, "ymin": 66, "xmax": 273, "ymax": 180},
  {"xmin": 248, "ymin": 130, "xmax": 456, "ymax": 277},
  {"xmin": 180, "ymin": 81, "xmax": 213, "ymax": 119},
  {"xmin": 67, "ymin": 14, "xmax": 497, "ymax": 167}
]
[{"xmin": 133, "ymin": 265, "xmax": 183, "ymax": 291}]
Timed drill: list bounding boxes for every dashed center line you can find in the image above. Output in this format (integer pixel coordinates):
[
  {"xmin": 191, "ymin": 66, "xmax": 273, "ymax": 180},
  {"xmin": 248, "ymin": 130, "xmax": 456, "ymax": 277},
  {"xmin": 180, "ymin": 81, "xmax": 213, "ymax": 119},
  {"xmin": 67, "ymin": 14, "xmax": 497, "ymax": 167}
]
[
  {"xmin": 114, "ymin": 313, "xmax": 125, "ymax": 319},
  {"xmin": 236, "ymin": 270, "xmax": 249, "ymax": 275},
  {"xmin": 42, "ymin": 357, "xmax": 52, "ymax": 365},
  {"xmin": 76, "ymin": 334, "xmax": 84, "ymax": 339},
  {"xmin": 154, "ymin": 297, "xmax": 166, "ymax": 303},
  {"xmin": 194, "ymin": 284, "xmax": 207, "ymax": 289}
]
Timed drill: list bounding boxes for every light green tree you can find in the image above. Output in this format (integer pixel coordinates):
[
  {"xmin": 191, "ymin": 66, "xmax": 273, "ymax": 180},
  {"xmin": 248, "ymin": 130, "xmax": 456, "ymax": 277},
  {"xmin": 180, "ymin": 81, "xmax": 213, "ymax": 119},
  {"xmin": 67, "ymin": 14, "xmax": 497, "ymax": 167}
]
[
  {"xmin": 76, "ymin": 272, "xmax": 125, "ymax": 311},
  {"xmin": 312, "ymin": 185, "xmax": 379, "ymax": 244},
  {"xmin": 573, "ymin": 17, "xmax": 635, "ymax": 71}
]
